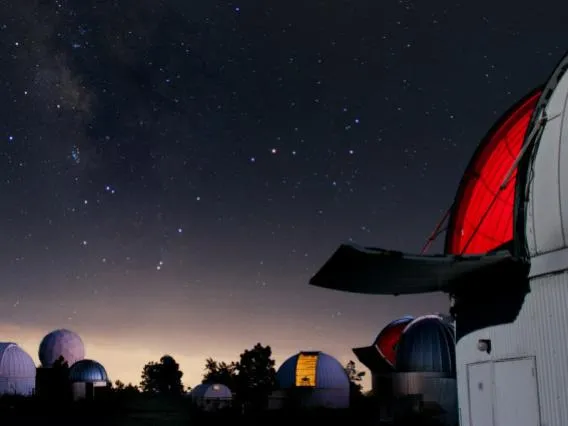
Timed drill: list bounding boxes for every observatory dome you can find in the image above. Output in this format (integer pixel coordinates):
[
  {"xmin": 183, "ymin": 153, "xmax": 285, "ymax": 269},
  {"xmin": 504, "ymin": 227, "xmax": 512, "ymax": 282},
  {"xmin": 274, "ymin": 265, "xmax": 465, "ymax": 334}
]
[
  {"xmin": 395, "ymin": 315, "xmax": 456, "ymax": 376},
  {"xmin": 277, "ymin": 351, "xmax": 349, "ymax": 389},
  {"xmin": 39, "ymin": 329, "xmax": 85, "ymax": 367},
  {"xmin": 374, "ymin": 316, "xmax": 414, "ymax": 367},
  {"xmin": 522, "ymin": 53, "xmax": 568, "ymax": 277},
  {"xmin": 0, "ymin": 342, "xmax": 36, "ymax": 396},
  {"xmin": 69, "ymin": 359, "xmax": 109, "ymax": 383},
  {"xmin": 192, "ymin": 383, "xmax": 232, "ymax": 400}
]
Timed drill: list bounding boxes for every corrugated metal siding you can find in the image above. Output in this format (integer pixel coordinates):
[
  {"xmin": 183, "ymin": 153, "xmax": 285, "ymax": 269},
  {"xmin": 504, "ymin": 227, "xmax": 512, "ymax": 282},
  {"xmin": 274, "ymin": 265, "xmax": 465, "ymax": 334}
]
[
  {"xmin": 315, "ymin": 353, "xmax": 349, "ymax": 389},
  {"xmin": 457, "ymin": 272, "xmax": 568, "ymax": 426},
  {"xmin": 392, "ymin": 373, "xmax": 458, "ymax": 426},
  {"xmin": 0, "ymin": 376, "xmax": 35, "ymax": 396}
]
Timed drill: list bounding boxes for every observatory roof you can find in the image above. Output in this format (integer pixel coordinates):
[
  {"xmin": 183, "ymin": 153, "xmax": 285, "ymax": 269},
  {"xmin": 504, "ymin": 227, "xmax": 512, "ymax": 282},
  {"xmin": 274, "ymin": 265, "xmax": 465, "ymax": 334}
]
[
  {"xmin": 518, "ymin": 52, "xmax": 568, "ymax": 277},
  {"xmin": 192, "ymin": 383, "xmax": 232, "ymax": 399},
  {"xmin": 0, "ymin": 342, "xmax": 36, "ymax": 378},
  {"xmin": 374, "ymin": 316, "xmax": 413, "ymax": 365},
  {"xmin": 353, "ymin": 316, "xmax": 413, "ymax": 373},
  {"xmin": 309, "ymin": 243, "xmax": 518, "ymax": 295},
  {"xmin": 277, "ymin": 351, "xmax": 349, "ymax": 390},
  {"xmin": 395, "ymin": 315, "xmax": 456, "ymax": 376},
  {"xmin": 69, "ymin": 359, "xmax": 109, "ymax": 383},
  {"xmin": 39, "ymin": 328, "xmax": 85, "ymax": 368}
]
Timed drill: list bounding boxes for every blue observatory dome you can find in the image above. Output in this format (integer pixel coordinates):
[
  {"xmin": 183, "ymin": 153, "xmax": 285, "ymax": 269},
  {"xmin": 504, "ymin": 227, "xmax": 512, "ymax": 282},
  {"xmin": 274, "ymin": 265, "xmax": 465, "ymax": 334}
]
[
  {"xmin": 69, "ymin": 359, "xmax": 109, "ymax": 383},
  {"xmin": 276, "ymin": 351, "xmax": 350, "ymax": 409},
  {"xmin": 395, "ymin": 315, "xmax": 456, "ymax": 376},
  {"xmin": 277, "ymin": 351, "xmax": 349, "ymax": 389}
]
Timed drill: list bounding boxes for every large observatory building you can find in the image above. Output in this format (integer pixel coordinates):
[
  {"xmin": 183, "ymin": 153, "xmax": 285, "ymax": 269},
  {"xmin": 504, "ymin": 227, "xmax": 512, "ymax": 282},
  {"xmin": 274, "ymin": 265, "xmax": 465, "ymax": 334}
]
[
  {"xmin": 310, "ymin": 51, "xmax": 568, "ymax": 426},
  {"xmin": 354, "ymin": 315, "xmax": 457, "ymax": 425}
]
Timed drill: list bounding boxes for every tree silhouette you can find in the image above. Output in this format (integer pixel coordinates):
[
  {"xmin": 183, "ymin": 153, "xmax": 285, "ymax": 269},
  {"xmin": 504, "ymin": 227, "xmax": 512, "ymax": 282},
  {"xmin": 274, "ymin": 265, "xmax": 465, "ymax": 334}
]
[
  {"xmin": 235, "ymin": 343, "xmax": 277, "ymax": 411},
  {"xmin": 344, "ymin": 360, "xmax": 366, "ymax": 400},
  {"xmin": 52, "ymin": 355, "xmax": 70, "ymax": 369},
  {"xmin": 140, "ymin": 355, "xmax": 184, "ymax": 395},
  {"xmin": 202, "ymin": 357, "xmax": 238, "ymax": 389}
]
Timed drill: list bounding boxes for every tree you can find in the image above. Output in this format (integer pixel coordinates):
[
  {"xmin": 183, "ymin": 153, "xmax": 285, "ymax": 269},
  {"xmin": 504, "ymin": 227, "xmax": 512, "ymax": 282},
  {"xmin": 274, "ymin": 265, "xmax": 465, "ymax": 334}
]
[
  {"xmin": 202, "ymin": 357, "xmax": 238, "ymax": 389},
  {"xmin": 344, "ymin": 360, "xmax": 366, "ymax": 401},
  {"xmin": 235, "ymin": 343, "xmax": 277, "ymax": 410},
  {"xmin": 114, "ymin": 380, "xmax": 125, "ymax": 391},
  {"xmin": 140, "ymin": 355, "xmax": 184, "ymax": 395},
  {"xmin": 123, "ymin": 383, "xmax": 140, "ymax": 396},
  {"xmin": 52, "ymin": 355, "xmax": 70, "ymax": 369}
]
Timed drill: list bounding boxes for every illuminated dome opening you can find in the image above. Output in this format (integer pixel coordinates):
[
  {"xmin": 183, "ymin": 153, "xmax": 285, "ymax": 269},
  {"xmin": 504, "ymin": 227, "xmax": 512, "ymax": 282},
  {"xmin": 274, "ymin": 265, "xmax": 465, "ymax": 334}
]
[
  {"xmin": 375, "ymin": 316, "xmax": 414, "ymax": 367},
  {"xmin": 445, "ymin": 90, "xmax": 541, "ymax": 255}
]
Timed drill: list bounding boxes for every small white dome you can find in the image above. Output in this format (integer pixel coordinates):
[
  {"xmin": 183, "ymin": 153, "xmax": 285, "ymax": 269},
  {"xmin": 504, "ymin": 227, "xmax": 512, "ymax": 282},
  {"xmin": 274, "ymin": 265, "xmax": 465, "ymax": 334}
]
[
  {"xmin": 524, "ymin": 54, "xmax": 568, "ymax": 277},
  {"xmin": 191, "ymin": 383, "xmax": 232, "ymax": 400}
]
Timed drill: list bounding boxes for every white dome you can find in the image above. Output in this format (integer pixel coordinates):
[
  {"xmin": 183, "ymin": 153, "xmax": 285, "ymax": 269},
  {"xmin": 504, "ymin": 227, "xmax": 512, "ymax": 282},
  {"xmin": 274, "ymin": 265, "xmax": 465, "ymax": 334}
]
[
  {"xmin": 39, "ymin": 329, "xmax": 85, "ymax": 367},
  {"xmin": 191, "ymin": 383, "xmax": 232, "ymax": 400},
  {"xmin": 525, "ymin": 55, "xmax": 568, "ymax": 277},
  {"xmin": 0, "ymin": 342, "xmax": 36, "ymax": 396}
]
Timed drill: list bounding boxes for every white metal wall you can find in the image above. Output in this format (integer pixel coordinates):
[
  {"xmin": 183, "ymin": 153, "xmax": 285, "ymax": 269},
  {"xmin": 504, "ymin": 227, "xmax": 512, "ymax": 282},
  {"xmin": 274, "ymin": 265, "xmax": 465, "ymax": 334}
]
[
  {"xmin": 456, "ymin": 271, "xmax": 568, "ymax": 426},
  {"xmin": 526, "ymin": 67, "xmax": 568, "ymax": 277},
  {"xmin": 392, "ymin": 372, "xmax": 457, "ymax": 426}
]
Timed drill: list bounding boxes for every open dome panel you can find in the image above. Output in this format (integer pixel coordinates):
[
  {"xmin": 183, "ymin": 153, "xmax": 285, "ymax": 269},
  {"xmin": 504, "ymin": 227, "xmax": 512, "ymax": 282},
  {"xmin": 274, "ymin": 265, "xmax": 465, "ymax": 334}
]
[
  {"xmin": 375, "ymin": 316, "xmax": 414, "ymax": 367},
  {"xmin": 445, "ymin": 90, "xmax": 541, "ymax": 255}
]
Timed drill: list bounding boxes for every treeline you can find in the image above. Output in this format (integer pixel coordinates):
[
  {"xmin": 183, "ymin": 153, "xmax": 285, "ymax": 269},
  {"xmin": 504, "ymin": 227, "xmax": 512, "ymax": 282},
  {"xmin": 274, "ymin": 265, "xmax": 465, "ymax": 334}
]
[{"xmin": 113, "ymin": 342, "xmax": 366, "ymax": 409}]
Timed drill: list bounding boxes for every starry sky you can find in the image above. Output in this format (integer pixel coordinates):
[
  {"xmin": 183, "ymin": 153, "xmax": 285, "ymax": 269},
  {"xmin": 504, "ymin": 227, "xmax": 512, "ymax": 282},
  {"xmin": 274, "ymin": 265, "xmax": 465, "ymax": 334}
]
[{"xmin": 1, "ymin": 0, "xmax": 567, "ymax": 390}]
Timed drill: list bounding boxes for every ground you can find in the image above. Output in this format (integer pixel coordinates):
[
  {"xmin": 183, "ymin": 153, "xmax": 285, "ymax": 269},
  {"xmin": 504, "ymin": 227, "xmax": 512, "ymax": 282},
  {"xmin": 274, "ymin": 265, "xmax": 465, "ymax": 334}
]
[{"xmin": 0, "ymin": 394, "xmax": 445, "ymax": 426}]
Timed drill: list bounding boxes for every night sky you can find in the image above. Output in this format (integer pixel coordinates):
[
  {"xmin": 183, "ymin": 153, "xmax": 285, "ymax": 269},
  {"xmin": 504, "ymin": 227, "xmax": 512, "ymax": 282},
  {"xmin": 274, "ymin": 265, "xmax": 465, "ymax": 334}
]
[{"xmin": 1, "ymin": 1, "xmax": 567, "ymax": 389}]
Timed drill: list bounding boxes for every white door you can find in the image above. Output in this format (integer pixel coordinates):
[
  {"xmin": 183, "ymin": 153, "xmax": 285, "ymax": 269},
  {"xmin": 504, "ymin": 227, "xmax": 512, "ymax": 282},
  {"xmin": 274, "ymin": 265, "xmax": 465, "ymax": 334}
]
[
  {"xmin": 467, "ymin": 362, "xmax": 494, "ymax": 426},
  {"xmin": 493, "ymin": 358, "xmax": 539, "ymax": 426}
]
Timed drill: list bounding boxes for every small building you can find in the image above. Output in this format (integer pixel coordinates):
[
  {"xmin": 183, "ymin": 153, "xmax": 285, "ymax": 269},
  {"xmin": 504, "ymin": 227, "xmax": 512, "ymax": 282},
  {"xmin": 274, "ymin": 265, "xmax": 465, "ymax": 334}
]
[
  {"xmin": 35, "ymin": 366, "xmax": 72, "ymax": 401},
  {"xmin": 0, "ymin": 342, "xmax": 36, "ymax": 396},
  {"xmin": 271, "ymin": 351, "xmax": 350, "ymax": 410},
  {"xmin": 191, "ymin": 383, "xmax": 233, "ymax": 412},
  {"xmin": 392, "ymin": 315, "xmax": 457, "ymax": 426},
  {"xmin": 352, "ymin": 316, "xmax": 413, "ymax": 421},
  {"xmin": 68, "ymin": 359, "xmax": 110, "ymax": 401}
]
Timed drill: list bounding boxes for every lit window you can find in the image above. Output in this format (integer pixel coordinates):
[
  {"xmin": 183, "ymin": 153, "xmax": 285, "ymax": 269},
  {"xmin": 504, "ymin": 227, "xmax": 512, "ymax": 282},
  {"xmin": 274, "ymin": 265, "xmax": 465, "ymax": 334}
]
[{"xmin": 295, "ymin": 353, "xmax": 318, "ymax": 387}]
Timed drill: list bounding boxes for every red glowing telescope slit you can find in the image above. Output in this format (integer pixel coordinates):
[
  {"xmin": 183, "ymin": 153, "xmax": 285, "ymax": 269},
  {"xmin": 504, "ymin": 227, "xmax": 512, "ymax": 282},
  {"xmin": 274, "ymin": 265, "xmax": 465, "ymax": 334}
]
[{"xmin": 445, "ymin": 89, "xmax": 542, "ymax": 255}]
